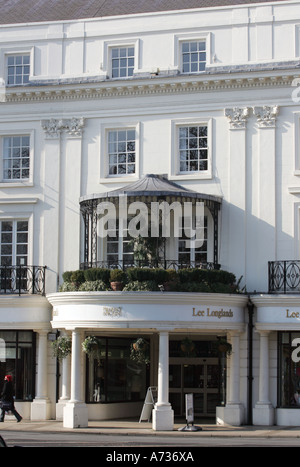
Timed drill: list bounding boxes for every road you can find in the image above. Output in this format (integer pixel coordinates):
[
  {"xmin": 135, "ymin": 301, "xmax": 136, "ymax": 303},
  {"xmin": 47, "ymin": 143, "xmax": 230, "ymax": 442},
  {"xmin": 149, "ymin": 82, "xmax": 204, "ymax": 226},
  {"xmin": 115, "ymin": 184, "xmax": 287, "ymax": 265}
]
[{"xmin": 0, "ymin": 430, "xmax": 300, "ymax": 448}]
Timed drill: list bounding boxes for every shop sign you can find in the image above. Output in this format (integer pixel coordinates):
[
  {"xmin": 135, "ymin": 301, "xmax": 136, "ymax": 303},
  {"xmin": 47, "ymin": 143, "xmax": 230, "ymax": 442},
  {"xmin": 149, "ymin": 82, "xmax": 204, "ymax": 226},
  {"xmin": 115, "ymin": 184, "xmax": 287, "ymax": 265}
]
[
  {"xmin": 103, "ymin": 306, "xmax": 122, "ymax": 318},
  {"xmin": 192, "ymin": 307, "xmax": 234, "ymax": 319},
  {"xmin": 286, "ymin": 309, "xmax": 300, "ymax": 319},
  {"xmin": 257, "ymin": 306, "xmax": 300, "ymax": 324}
]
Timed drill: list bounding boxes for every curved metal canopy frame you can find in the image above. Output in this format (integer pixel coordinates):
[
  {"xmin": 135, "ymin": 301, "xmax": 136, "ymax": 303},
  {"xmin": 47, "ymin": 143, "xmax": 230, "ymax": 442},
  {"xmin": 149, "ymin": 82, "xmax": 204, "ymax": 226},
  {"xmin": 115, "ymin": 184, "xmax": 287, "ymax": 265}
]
[{"xmin": 80, "ymin": 174, "xmax": 222, "ymax": 269}]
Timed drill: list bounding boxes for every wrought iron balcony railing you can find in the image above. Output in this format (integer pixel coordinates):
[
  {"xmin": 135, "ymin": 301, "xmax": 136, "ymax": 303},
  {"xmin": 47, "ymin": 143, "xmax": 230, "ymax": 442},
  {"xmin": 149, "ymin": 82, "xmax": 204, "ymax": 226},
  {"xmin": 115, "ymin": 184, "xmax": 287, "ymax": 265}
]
[
  {"xmin": 269, "ymin": 261, "xmax": 300, "ymax": 294},
  {"xmin": 0, "ymin": 265, "xmax": 46, "ymax": 296},
  {"xmin": 80, "ymin": 259, "xmax": 220, "ymax": 271}
]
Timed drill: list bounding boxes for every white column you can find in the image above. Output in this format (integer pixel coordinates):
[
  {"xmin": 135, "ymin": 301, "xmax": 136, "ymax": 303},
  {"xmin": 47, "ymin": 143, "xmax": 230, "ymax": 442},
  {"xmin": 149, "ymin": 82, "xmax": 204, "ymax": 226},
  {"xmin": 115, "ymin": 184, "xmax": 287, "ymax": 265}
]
[
  {"xmin": 61, "ymin": 355, "xmax": 71, "ymax": 401},
  {"xmin": 228, "ymin": 331, "xmax": 241, "ymax": 404},
  {"xmin": 31, "ymin": 331, "xmax": 51, "ymax": 420},
  {"xmin": 253, "ymin": 330, "xmax": 274, "ymax": 425},
  {"xmin": 63, "ymin": 329, "xmax": 88, "ymax": 428},
  {"xmin": 56, "ymin": 332, "xmax": 71, "ymax": 420},
  {"xmin": 216, "ymin": 331, "xmax": 244, "ymax": 426},
  {"xmin": 70, "ymin": 329, "xmax": 82, "ymax": 402},
  {"xmin": 152, "ymin": 330, "xmax": 174, "ymax": 431}
]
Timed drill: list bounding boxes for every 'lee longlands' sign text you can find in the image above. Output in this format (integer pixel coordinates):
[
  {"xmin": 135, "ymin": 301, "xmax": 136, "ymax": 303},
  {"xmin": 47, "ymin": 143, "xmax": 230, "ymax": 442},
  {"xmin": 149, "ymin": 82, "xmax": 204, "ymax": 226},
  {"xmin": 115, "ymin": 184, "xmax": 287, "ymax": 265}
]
[{"xmin": 192, "ymin": 307, "xmax": 233, "ymax": 319}]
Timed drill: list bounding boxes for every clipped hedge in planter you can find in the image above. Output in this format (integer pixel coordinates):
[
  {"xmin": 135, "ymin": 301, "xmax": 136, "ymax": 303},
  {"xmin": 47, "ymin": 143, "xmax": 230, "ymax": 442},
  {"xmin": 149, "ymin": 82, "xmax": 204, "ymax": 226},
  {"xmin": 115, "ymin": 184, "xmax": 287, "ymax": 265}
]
[
  {"xmin": 83, "ymin": 267, "xmax": 111, "ymax": 285},
  {"xmin": 60, "ymin": 267, "xmax": 240, "ymax": 293},
  {"xmin": 126, "ymin": 267, "xmax": 168, "ymax": 284}
]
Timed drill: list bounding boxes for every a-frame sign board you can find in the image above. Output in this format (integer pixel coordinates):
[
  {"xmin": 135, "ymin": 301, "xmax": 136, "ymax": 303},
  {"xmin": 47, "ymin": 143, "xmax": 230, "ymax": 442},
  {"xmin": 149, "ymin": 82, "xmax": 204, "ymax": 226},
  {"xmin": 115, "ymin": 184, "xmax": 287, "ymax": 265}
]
[{"xmin": 139, "ymin": 386, "xmax": 157, "ymax": 422}]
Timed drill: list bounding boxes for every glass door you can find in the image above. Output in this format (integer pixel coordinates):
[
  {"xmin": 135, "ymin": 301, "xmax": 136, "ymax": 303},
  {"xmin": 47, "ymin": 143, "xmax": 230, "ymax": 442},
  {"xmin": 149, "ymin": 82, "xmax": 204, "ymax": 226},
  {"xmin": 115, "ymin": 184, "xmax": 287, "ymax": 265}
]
[{"xmin": 169, "ymin": 357, "xmax": 220, "ymax": 418}]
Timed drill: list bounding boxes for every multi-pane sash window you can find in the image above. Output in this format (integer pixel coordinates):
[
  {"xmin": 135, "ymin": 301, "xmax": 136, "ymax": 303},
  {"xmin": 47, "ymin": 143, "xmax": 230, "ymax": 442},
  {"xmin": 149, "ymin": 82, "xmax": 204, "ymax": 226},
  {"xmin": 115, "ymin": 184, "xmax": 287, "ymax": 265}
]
[
  {"xmin": 106, "ymin": 218, "xmax": 134, "ymax": 267},
  {"xmin": 7, "ymin": 54, "xmax": 30, "ymax": 85},
  {"xmin": 3, "ymin": 136, "xmax": 30, "ymax": 180},
  {"xmin": 111, "ymin": 47, "xmax": 134, "ymax": 78},
  {"xmin": 179, "ymin": 125, "xmax": 208, "ymax": 172},
  {"xmin": 182, "ymin": 41, "xmax": 206, "ymax": 73},
  {"xmin": 178, "ymin": 216, "xmax": 207, "ymax": 266},
  {"xmin": 0, "ymin": 220, "xmax": 28, "ymax": 266},
  {"xmin": 108, "ymin": 129, "xmax": 136, "ymax": 175}
]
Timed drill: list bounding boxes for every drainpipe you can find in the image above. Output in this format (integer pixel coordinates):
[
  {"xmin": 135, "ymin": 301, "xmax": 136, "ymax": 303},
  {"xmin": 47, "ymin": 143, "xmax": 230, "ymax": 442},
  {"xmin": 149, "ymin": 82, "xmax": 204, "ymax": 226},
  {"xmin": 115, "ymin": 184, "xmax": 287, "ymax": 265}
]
[{"xmin": 247, "ymin": 298, "xmax": 254, "ymax": 425}]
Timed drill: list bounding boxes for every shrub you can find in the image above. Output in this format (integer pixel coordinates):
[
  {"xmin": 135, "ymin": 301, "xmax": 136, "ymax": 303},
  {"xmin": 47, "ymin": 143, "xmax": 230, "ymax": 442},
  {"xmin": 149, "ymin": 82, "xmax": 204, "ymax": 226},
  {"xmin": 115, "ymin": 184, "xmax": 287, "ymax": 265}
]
[
  {"xmin": 110, "ymin": 269, "xmax": 126, "ymax": 283},
  {"xmin": 59, "ymin": 281, "xmax": 77, "ymax": 292},
  {"xmin": 179, "ymin": 281, "xmax": 211, "ymax": 292},
  {"xmin": 177, "ymin": 268, "xmax": 236, "ymax": 287},
  {"xmin": 62, "ymin": 271, "xmax": 73, "ymax": 283},
  {"xmin": 126, "ymin": 267, "xmax": 168, "ymax": 284},
  {"xmin": 83, "ymin": 268, "xmax": 110, "ymax": 285},
  {"xmin": 123, "ymin": 280, "xmax": 159, "ymax": 291},
  {"xmin": 78, "ymin": 280, "xmax": 108, "ymax": 291}
]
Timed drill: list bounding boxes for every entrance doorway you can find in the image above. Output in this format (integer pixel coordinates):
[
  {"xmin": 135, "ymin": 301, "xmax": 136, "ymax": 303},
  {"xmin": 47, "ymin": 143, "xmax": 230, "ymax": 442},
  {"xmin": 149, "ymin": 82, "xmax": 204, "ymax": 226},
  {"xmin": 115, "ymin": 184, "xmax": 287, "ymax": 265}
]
[{"xmin": 169, "ymin": 357, "xmax": 221, "ymax": 418}]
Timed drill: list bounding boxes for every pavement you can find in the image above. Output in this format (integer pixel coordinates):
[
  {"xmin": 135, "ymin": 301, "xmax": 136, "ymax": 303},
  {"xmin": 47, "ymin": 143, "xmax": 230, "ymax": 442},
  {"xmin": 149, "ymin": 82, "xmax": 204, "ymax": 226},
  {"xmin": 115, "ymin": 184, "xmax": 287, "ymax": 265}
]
[{"xmin": 1, "ymin": 418, "xmax": 300, "ymax": 439}]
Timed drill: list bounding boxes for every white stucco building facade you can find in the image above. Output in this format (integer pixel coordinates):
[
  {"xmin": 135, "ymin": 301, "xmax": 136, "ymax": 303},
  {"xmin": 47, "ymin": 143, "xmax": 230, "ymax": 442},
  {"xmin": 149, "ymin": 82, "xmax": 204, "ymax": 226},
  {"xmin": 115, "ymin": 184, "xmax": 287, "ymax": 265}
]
[{"xmin": 1, "ymin": 0, "xmax": 300, "ymax": 429}]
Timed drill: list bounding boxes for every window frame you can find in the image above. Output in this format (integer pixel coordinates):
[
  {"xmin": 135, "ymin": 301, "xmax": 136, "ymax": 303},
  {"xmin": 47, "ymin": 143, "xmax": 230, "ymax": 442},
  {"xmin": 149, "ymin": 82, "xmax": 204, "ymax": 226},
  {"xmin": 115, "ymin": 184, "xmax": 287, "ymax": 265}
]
[
  {"xmin": 107, "ymin": 128, "xmax": 136, "ymax": 176},
  {"xmin": 2, "ymin": 135, "xmax": 30, "ymax": 182},
  {"xmin": 178, "ymin": 124, "xmax": 209, "ymax": 174},
  {"xmin": 111, "ymin": 46, "xmax": 135, "ymax": 79},
  {"xmin": 181, "ymin": 40, "xmax": 206, "ymax": 74},
  {"xmin": 174, "ymin": 33, "xmax": 211, "ymax": 75},
  {"xmin": 0, "ymin": 330, "xmax": 36, "ymax": 401},
  {"xmin": 100, "ymin": 122, "xmax": 140, "ymax": 182},
  {"xmin": 101, "ymin": 39, "xmax": 140, "ymax": 79},
  {"xmin": 6, "ymin": 53, "xmax": 30, "ymax": 86},
  {"xmin": 170, "ymin": 118, "xmax": 212, "ymax": 180},
  {"xmin": 85, "ymin": 336, "xmax": 149, "ymax": 404},
  {"xmin": 0, "ymin": 219, "xmax": 29, "ymax": 267},
  {"xmin": 278, "ymin": 331, "xmax": 300, "ymax": 408},
  {"xmin": 0, "ymin": 130, "xmax": 34, "ymax": 186}
]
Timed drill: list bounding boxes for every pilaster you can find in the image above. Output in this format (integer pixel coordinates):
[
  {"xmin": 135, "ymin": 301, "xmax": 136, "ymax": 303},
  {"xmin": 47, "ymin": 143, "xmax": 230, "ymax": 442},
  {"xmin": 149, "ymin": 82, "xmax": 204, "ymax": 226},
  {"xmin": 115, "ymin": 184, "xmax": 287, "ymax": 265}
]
[
  {"xmin": 225, "ymin": 107, "xmax": 249, "ymax": 284},
  {"xmin": 253, "ymin": 330, "xmax": 274, "ymax": 425}
]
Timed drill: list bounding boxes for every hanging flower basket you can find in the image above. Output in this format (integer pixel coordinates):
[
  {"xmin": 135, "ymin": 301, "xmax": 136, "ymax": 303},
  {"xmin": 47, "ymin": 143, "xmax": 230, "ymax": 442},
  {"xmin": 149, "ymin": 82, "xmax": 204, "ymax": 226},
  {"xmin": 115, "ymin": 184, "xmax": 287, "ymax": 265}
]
[
  {"xmin": 130, "ymin": 338, "xmax": 150, "ymax": 364},
  {"xmin": 51, "ymin": 335, "xmax": 72, "ymax": 360},
  {"xmin": 216, "ymin": 339, "xmax": 232, "ymax": 356},
  {"xmin": 82, "ymin": 336, "xmax": 102, "ymax": 364},
  {"xmin": 180, "ymin": 337, "xmax": 196, "ymax": 357}
]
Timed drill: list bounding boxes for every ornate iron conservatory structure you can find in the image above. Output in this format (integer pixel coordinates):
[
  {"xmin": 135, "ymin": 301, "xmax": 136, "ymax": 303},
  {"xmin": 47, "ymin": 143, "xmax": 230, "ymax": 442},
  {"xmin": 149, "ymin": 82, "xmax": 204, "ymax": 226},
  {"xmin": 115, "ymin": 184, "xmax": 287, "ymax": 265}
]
[{"xmin": 80, "ymin": 174, "xmax": 222, "ymax": 271}]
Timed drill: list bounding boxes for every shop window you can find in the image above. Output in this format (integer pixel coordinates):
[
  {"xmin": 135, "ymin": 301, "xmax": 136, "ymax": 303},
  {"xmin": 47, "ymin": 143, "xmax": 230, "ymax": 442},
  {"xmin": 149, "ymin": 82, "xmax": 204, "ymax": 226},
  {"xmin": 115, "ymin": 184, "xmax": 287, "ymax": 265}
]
[
  {"xmin": 86, "ymin": 337, "xmax": 148, "ymax": 404},
  {"xmin": 0, "ymin": 330, "xmax": 35, "ymax": 401},
  {"xmin": 278, "ymin": 332, "xmax": 300, "ymax": 407}
]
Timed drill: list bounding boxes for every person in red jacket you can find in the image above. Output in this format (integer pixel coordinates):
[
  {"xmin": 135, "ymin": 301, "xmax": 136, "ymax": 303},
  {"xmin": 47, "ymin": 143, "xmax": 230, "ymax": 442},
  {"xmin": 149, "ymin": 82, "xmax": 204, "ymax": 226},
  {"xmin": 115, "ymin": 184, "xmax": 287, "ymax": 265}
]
[{"xmin": 0, "ymin": 375, "xmax": 22, "ymax": 422}]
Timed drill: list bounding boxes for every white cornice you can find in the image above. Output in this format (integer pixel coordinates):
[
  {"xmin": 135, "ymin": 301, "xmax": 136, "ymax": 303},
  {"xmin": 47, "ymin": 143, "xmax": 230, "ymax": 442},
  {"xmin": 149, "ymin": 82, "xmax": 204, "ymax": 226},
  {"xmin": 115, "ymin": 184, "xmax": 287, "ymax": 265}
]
[
  {"xmin": 250, "ymin": 293, "xmax": 300, "ymax": 307},
  {"xmin": 0, "ymin": 294, "xmax": 51, "ymax": 308},
  {"xmin": 2, "ymin": 71, "xmax": 298, "ymax": 104},
  {"xmin": 47, "ymin": 291, "xmax": 249, "ymax": 307}
]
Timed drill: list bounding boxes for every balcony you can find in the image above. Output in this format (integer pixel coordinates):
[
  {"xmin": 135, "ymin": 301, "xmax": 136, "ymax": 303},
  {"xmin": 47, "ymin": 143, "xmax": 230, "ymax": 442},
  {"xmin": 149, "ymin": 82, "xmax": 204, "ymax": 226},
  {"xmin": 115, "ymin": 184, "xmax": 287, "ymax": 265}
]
[
  {"xmin": 80, "ymin": 259, "xmax": 220, "ymax": 271},
  {"xmin": 268, "ymin": 261, "xmax": 300, "ymax": 294},
  {"xmin": 0, "ymin": 265, "xmax": 46, "ymax": 296}
]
